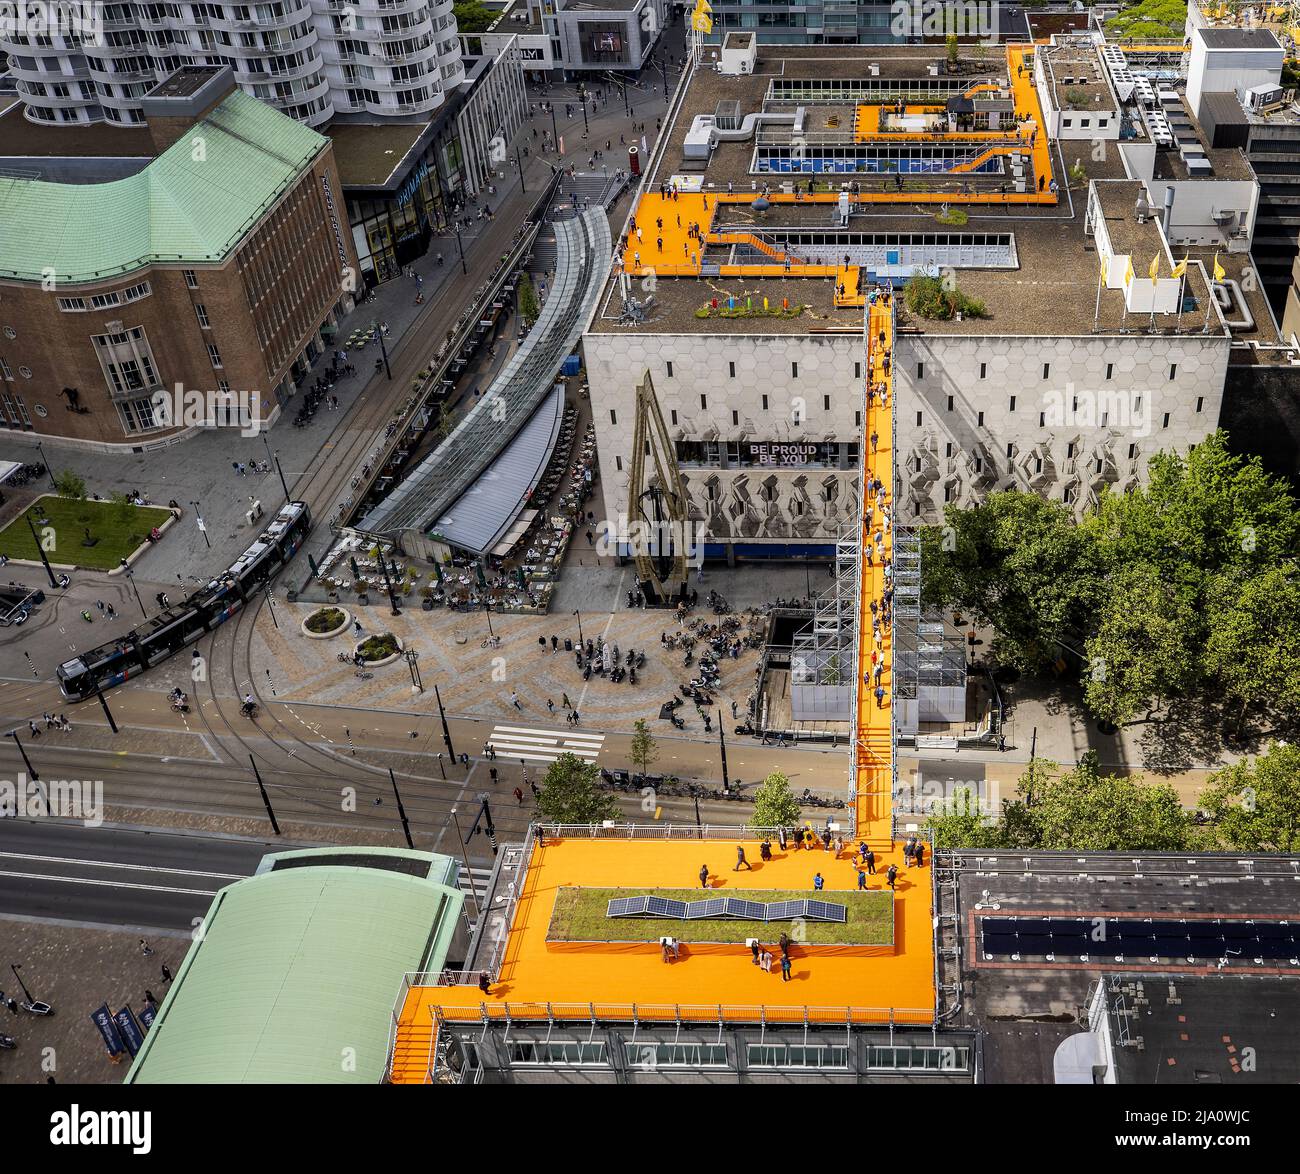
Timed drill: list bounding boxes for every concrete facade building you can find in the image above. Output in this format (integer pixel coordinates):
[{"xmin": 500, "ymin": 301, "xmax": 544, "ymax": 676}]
[
  {"xmin": 581, "ymin": 36, "xmax": 1291, "ymax": 563},
  {"xmin": 0, "ymin": 0, "xmax": 466, "ymax": 129},
  {"xmin": 0, "ymin": 68, "xmax": 359, "ymax": 448}
]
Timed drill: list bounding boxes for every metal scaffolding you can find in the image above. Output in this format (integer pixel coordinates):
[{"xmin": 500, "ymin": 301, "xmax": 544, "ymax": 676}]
[
  {"xmin": 891, "ymin": 529, "xmax": 965, "ymax": 703},
  {"xmin": 791, "ymin": 532, "xmax": 860, "ymax": 694}
]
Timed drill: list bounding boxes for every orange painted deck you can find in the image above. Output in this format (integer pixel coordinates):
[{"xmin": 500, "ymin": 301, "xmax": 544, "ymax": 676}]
[
  {"xmin": 855, "ymin": 299, "xmax": 895, "ymax": 842},
  {"xmin": 392, "ymin": 835, "xmax": 937, "ymax": 1080},
  {"xmin": 618, "ymin": 45, "xmax": 1060, "ymax": 281}
]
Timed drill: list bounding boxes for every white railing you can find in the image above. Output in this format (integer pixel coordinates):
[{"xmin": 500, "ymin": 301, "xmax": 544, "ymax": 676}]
[
  {"xmin": 429, "ymin": 1001, "xmax": 934, "ymax": 1027},
  {"xmin": 536, "ymin": 823, "xmax": 798, "ymax": 841}
]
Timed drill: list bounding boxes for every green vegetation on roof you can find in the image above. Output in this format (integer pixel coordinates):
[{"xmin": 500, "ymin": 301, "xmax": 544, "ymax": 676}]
[
  {"xmin": 126, "ymin": 852, "xmax": 463, "ymax": 1084},
  {"xmin": 0, "ymin": 91, "xmax": 328, "ymax": 284}
]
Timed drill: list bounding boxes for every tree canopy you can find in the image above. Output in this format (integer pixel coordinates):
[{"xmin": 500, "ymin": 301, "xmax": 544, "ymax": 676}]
[
  {"xmin": 453, "ymin": 0, "xmax": 496, "ymax": 33},
  {"xmin": 922, "ymin": 432, "xmax": 1300, "ymax": 730},
  {"xmin": 925, "ymin": 754, "xmax": 1192, "ymax": 851},
  {"xmin": 1200, "ymin": 742, "xmax": 1300, "ymax": 853},
  {"xmin": 749, "ymin": 769, "xmax": 802, "ymax": 831},
  {"xmin": 535, "ymin": 753, "xmax": 620, "ymax": 824}
]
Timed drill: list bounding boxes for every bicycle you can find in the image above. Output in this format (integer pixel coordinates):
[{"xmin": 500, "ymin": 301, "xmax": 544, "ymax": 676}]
[
  {"xmin": 481, "ymin": 635, "xmax": 501, "ymax": 648},
  {"xmin": 354, "ymin": 669, "xmax": 374, "ymax": 680}
]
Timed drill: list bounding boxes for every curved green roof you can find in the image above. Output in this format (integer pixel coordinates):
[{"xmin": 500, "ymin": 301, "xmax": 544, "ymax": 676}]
[
  {"xmin": 0, "ymin": 90, "xmax": 328, "ymax": 285},
  {"xmin": 125, "ymin": 850, "xmax": 462, "ymax": 1085}
]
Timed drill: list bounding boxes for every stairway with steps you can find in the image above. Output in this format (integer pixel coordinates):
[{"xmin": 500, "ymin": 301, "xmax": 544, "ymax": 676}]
[{"xmin": 388, "ymin": 1016, "xmax": 437, "ymax": 1084}]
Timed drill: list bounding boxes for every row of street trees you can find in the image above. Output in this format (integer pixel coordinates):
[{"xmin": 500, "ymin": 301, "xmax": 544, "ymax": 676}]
[
  {"xmin": 531, "ymin": 736, "xmax": 1299, "ymax": 856},
  {"xmin": 919, "ymin": 432, "xmax": 1300, "ymax": 733},
  {"xmin": 927, "ymin": 743, "xmax": 1300, "ymax": 854}
]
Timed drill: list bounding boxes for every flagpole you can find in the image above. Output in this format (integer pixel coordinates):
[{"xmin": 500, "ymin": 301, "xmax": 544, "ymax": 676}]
[
  {"xmin": 1176, "ymin": 272, "xmax": 1185, "ymax": 333},
  {"xmin": 1093, "ymin": 259, "xmax": 1104, "ymax": 332}
]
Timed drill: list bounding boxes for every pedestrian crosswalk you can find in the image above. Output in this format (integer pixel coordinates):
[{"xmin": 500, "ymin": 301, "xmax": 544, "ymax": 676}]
[{"xmin": 485, "ymin": 723, "xmax": 605, "ymax": 765}]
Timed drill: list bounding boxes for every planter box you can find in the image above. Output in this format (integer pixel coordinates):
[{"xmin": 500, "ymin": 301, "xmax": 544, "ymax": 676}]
[{"xmin": 301, "ymin": 607, "xmax": 352, "ymax": 639}]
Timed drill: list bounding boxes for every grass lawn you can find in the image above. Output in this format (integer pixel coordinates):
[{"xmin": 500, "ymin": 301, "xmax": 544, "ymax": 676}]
[
  {"xmin": 548, "ymin": 887, "xmax": 894, "ymax": 946},
  {"xmin": 0, "ymin": 495, "xmax": 173, "ymax": 571}
]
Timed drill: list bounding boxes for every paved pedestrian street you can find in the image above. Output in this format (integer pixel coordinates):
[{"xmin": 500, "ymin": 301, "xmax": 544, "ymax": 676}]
[{"xmin": 254, "ymin": 599, "xmax": 762, "ymax": 737}]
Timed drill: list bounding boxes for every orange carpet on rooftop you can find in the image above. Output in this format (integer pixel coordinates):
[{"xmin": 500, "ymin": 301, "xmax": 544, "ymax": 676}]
[{"xmin": 392, "ymin": 835, "xmax": 937, "ymax": 1079}]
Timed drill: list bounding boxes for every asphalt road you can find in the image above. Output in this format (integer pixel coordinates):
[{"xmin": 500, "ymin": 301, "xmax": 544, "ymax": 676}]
[{"xmin": 0, "ymin": 819, "xmax": 276, "ymax": 931}]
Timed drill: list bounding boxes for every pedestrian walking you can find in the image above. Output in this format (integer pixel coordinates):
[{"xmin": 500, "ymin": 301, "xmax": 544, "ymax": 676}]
[
  {"xmin": 161, "ymin": 963, "xmax": 173, "ymax": 983},
  {"xmin": 478, "ymin": 971, "xmax": 492, "ymax": 995},
  {"xmin": 551, "ymin": 634, "xmax": 558, "ymax": 651},
  {"xmin": 779, "ymin": 932, "xmax": 790, "ymax": 957},
  {"xmin": 760, "ymin": 949, "xmax": 773, "ymax": 973},
  {"xmin": 886, "ymin": 863, "xmax": 898, "ymax": 890},
  {"xmin": 905, "ymin": 834, "xmax": 917, "ymax": 866},
  {"xmin": 106, "ymin": 604, "xmax": 116, "ymax": 619},
  {"xmin": 489, "ymin": 767, "xmax": 498, "ymax": 784},
  {"xmin": 561, "ymin": 692, "xmax": 571, "ymax": 709},
  {"xmin": 914, "ymin": 841, "xmax": 925, "ymax": 868},
  {"xmin": 857, "ymin": 868, "xmax": 868, "ymax": 889},
  {"xmin": 735, "ymin": 845, "xmax": 751, "ymax": 871},
  {"xmin": 95, "ymin": 600, "xmax": 104, "ymax": 612},
  {"xmin": 813, "ymin": 872, "xmax": 824, "ymax": 891},
  {"xmin": 780, "ymin": 953, "xmax": 792, "ymax": 982},
  {"xmin": 513, "ymin": 786, "xmax": 524, "ymax": 805},
  {"xmin": 510, "ymin": 690, "xmax": 522, "ymax": 710},
  {"xmin": 698, "ymin": 863, "xmax": 710, "ymax": 889},
  {"xmin": 546, "ymin": 698, "xmax": 554, "ymax": 713},
  {"xmin": 28, "ymin": 720, "xmax": 38, "ymax": 737},
  {"xmin": 750, "ymin": 940, "xmax": 760, "ymax": 965},
  {"xmin": 139, "ymin": 938, "xmax": 153, "ymax": 956}
]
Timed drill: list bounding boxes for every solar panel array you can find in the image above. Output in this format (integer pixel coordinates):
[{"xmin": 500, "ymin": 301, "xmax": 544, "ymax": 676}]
[
  {"xmin": 980, "ymin": 917, "xmax": 1300, "ymax": 962},
  {"xmin": 606, "ymin": 896, "xmax": 849, "ymax": 923}
]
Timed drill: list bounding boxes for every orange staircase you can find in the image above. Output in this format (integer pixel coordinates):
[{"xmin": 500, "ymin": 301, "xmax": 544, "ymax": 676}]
[
  {"xmin": 854, "ymin": 297, "xmax": 895, "ymax": 848},
  {"xmin": 388, "ymin": 1015, "xmax": 436, "ymax": 1084}
]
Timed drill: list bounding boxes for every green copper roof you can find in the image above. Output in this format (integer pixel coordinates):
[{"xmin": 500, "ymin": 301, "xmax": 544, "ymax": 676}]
[
  {"xmin": 125, "ymin": 850, "xmax": 463, "ymax": 1085},
  {"xmin": 0, "ymin": 90, "xmax": 328, "ymax": 284}
]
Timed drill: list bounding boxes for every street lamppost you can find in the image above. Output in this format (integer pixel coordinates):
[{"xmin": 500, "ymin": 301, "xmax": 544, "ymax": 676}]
[
  {"xmin": 434, "ymin": 682, "xmax": 456, "ymax": 761},
  {"xmin": 404, "ymin": 648, "xmax": 423, "ymax": 692},
  {"xmin": 23, "ymin": 510, "xmax": 58, "ymax": 590},
  {"xmin": 456, "ymin": 225, "xmax": 468, "ymax": 275},
  {"xmin": 35, "ymin": 441, "xmax": 56, "ymax": 490},
  {"xmin": 549, "ymin": 102, "xmax": 560, "ymax": 151},
  {"xmin": 371, "ymin": 319, "xmax": 392, "ymax": 380},
  {"xmin": 578, "ymin": 85, "xmax": 589, "ymax": 136},
  {"xmin": 120, "ymin": 562, "xmax": 146, "ymax": 619},
  {"xmin": 190, "ymin": 501, "xmax": 211, "ymax": 549},
  {"xmin": 573, "ymin": 608, "xmax": 584, "ymax": 647},
  {"xmin": 516, "ymin": 144, "xmax": 526, "ymax": 194},
  {"xmin": 262, "ymin": 433, "xmax": 291, "ymax": 503},
  {"xmin": 8, "ymin": 729, "xmax": 38, "ymax": 781}
]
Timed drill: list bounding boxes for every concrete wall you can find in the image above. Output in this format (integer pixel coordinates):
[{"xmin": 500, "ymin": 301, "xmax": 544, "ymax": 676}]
[
  {"xmin": 892, "ymin": 331, "xmax": 1232, "ymax": 522},
  {"xmin": 583, "ymin": 330, "xmax": 866, "ymax": 547}
]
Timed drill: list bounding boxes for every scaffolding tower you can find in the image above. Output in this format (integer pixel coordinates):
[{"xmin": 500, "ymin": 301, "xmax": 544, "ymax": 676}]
[
  {"xmin": 790, "ymin": 531, "xmax": 861, "ymax": 707},
  {"xmin": 891, "ymin": 529, "xmax": 967, "ymax": 733}
]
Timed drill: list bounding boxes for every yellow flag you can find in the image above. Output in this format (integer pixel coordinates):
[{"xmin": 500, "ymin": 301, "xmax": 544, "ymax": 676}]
[
  {"xmin": 1124, "ymin": 257, "xmax": 1134, "ymax": 285},
  {"xmin": 763, "ymin": 296, "xmax": 769, "ymax": 310},
  {"xmin": 1171, "ymin": 256, "xmax": 1188, "ymax": 279},
  {"xmin": 1213, "ymin": 253, "xmax": 1226, "ymax": 282},
  {"xmin": 1149, "ymin": 255, "xmax": 1160, "ymax": 285},
  {"xmin": 694, "ymin": 0, "xmax": 712, "ymax": 11},
  {"xmin": 1100, "ymin": 253, "xmax": 1108, "ymax": 284},
  {"xmin": 691, "ymin": 9, "xmax": 712, "ymax": 31}
]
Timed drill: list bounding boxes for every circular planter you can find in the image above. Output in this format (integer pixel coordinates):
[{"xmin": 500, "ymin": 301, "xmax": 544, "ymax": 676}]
[
  {"xmin": 301, "ymin": 606, "xmax": 352, "ymax": 640},
  {"xmin": 353, "ymin": 633, "xmax": 403, "ymax": 667}
]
